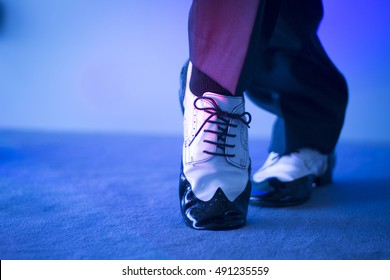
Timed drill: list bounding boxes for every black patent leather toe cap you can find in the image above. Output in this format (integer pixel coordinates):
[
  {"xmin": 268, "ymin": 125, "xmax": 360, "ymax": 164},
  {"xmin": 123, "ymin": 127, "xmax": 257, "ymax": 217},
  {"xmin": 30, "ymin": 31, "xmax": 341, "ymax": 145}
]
[{"xmin": 179, "ymin": 172, "xmax": 251, "ymax": 230}]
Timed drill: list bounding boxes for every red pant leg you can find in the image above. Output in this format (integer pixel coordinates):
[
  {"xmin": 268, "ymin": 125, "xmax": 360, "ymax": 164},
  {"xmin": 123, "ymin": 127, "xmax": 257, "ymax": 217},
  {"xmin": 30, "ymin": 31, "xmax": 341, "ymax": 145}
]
[{"xmin": 188, "ymin": 0, "xmax": 261, "ymax": 94}]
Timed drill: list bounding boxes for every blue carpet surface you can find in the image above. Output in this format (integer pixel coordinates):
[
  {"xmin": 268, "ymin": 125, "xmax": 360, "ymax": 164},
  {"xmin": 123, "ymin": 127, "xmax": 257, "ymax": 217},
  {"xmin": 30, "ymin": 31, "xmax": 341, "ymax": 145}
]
[{"xmin": 1, "ymin": 130, "xmax": 390, "ymax": 260}]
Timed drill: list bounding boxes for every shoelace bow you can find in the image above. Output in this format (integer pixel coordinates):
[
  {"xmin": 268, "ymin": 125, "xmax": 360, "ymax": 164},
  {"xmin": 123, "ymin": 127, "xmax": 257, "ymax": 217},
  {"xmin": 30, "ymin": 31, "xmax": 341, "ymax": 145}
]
[{"xmin": 189, "ymin": 96, "xmax": 251, "ymax": 157}]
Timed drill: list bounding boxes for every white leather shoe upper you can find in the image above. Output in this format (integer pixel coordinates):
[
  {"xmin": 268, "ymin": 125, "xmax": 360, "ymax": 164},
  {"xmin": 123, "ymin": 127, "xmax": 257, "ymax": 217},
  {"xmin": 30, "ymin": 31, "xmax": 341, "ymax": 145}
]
[
  {"xmin": 252, "ymin": 148, "xmax": 328, "ymax": 183},
  {"xmin": 182, "ymin": 62, "xmax": 250, "ymax": 202}
]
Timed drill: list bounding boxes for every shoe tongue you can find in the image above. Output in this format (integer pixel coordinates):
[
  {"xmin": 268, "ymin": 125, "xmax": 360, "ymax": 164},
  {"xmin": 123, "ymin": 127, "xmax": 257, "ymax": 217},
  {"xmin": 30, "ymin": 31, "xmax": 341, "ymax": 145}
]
[{"xmin": 203, "ymin": 92, "xmax": 243, "ymax": 112}]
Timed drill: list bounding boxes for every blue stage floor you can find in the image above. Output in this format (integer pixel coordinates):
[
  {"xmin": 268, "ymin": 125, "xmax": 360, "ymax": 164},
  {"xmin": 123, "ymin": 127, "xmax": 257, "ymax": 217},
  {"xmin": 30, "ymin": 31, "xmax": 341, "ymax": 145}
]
[{"xmin": 1, "ymin": 130, "xmax": 390, "ymax": 259}]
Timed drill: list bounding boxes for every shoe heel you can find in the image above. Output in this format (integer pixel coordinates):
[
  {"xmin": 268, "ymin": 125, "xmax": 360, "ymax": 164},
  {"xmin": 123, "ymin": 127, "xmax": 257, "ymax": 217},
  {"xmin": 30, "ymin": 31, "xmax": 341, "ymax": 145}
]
[{"xmin": 314, "ymin": 153, "xmax": 336, "ymax": 186}]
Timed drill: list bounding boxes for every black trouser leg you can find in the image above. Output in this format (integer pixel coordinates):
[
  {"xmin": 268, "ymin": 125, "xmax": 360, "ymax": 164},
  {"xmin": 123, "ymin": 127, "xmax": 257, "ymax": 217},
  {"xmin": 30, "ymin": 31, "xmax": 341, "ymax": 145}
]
[{"xmin": 246, "ymin": 0, "xmax": 348, "ymax": 154}]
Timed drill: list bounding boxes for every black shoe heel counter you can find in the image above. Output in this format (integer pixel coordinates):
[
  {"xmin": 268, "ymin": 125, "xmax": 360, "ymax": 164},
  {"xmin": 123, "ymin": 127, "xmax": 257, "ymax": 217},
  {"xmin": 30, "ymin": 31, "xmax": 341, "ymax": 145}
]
[
  {"xmin": 314, "ymin": 153, "xmax": 336, "ymax": 186},
  {"xmin": 179, "ymin": 60, "xmax": 190, "ymax": 114}
]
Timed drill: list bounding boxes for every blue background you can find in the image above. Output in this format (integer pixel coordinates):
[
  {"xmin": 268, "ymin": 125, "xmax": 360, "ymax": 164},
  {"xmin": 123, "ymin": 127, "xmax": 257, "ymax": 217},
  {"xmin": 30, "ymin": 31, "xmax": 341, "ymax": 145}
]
[
  {"xmin": 1, "ymin": 0, "xmax": 389, "ymax": 143},
  {"xmin": 1, "ymin": 1, "xmax": 390, "ymax": 260}
]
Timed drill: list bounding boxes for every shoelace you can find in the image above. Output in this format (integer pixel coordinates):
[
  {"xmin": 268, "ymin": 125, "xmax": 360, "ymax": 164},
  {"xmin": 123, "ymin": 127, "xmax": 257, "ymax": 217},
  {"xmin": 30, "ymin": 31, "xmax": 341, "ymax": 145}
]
[{"xmin": 189, "ymin": 96, "xmax": 251, "ymax": 157}]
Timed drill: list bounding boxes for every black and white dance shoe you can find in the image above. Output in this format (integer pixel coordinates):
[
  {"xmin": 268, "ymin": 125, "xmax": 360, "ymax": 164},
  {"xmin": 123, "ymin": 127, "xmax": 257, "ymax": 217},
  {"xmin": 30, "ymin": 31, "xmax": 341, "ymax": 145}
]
[
  {"xmin": 179, "ymin": 61, "xmax": 252, "ymax": 230},
  {"xmin": 250, "ymin": 148, "xmax": 335, "ymax": 207}
]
